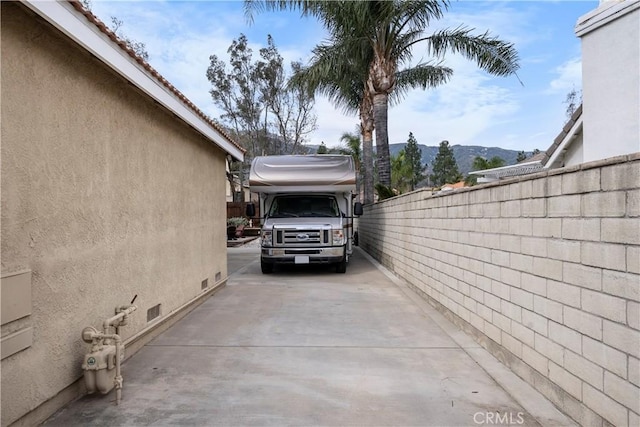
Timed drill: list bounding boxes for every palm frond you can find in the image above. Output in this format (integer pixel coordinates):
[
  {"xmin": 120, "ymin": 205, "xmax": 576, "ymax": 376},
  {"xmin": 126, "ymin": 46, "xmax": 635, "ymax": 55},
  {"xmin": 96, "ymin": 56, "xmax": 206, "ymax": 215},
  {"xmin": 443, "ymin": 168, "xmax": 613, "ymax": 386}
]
[
  {"xmin": 424, "ymin": 26, "xmax": 521, "ymax": 80},
  {"xmin": 391, "ymin": 63, "xmax": 453, "ymax": 105},
  {"xmin": 287, "ymin": 39, "xmax": 371, "ymax": 115}
]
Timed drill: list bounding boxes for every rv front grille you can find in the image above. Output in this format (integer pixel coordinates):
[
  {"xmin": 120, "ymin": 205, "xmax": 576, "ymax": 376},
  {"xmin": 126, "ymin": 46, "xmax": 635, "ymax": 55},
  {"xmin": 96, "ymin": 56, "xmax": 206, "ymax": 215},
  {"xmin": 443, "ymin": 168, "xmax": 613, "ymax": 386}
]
[{"xmin": 273, "ymin": 227, "xmax": 331, "ymax": 246}]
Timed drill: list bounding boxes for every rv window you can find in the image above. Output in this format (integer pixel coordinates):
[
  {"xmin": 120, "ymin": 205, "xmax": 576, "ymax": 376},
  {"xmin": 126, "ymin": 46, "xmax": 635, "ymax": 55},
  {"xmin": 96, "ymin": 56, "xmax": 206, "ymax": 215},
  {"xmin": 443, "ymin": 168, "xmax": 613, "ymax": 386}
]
[{"xmin": 268, "ymin": 195, "xmax": 340, "ymax": 218}]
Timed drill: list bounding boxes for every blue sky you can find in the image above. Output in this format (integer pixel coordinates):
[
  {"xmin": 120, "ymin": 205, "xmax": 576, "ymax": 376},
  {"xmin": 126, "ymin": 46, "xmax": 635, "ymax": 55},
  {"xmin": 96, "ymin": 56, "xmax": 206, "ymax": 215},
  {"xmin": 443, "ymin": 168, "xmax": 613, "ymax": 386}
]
[{"xmin": 89, "ymin": 0, "xmax": 598, "ymax": 152}]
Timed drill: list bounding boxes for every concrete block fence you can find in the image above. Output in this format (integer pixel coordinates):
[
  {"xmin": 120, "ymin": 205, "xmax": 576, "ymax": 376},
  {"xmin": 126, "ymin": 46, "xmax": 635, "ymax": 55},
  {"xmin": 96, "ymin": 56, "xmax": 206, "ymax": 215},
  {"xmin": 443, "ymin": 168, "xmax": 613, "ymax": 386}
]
[{"xmin": 356, "ymin": 154, "xmax": 639, "ymax": 426}]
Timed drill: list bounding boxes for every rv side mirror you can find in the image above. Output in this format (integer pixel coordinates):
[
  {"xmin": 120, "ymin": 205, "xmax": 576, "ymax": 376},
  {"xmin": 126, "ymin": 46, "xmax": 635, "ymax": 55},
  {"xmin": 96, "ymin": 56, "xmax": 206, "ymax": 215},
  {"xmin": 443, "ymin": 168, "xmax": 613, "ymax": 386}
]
[
  {"xmin": 354, "ymin": 202, "xmax": 363, "ymax": 216},
  {"xmin": 246, "ymin": 203, "xmax": 256, "ymax": 217}
]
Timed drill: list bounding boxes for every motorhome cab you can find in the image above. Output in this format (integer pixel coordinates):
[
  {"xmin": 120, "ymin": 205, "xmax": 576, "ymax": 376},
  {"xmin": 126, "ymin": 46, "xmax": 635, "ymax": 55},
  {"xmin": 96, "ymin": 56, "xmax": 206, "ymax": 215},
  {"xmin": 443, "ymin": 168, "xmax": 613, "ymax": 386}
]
[{"xmin": 246, "ymin": 155, "xmax": 363, "ymax": 274}]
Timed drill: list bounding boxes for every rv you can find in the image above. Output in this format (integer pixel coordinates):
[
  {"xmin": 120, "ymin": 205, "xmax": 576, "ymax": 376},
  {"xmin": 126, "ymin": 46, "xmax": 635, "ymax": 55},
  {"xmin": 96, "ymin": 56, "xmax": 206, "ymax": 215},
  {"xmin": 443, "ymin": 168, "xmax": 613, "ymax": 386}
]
[{"xmin": 246, "ymin": 155, "xmax": 363, "ymax": 274}]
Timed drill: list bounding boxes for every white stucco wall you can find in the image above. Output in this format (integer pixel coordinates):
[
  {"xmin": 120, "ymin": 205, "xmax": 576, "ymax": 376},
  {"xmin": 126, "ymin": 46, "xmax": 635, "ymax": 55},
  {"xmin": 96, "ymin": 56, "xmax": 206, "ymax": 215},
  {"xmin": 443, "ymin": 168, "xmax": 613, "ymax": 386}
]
[
  {"xmin": 563, "ymin": 132, "xmax": 584, "ymax": 167},
  {"xmin": 577, "ymin": 1, "xmax": 640, "ymax": 162}
]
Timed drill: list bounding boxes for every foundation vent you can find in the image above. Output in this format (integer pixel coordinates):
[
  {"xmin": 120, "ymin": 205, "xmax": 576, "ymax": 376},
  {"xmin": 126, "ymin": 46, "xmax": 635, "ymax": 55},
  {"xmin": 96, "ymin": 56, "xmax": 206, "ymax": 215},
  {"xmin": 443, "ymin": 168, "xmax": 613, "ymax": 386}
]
[
  {"xmin": 201, "ymin": 278, "xmax": 208, "ymax": 290},
  {"xmin": 215, "ymin": 272, "xmax": 221, "ymax": 281},
  {"xmin": 147, "ymin": 304, "xmax": 161, "ymax": 322}
]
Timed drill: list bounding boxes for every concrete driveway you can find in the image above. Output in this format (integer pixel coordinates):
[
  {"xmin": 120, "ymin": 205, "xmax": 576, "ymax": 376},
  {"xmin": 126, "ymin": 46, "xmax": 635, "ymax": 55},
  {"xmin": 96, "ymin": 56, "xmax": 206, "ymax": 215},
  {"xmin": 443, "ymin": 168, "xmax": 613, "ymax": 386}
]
[{"xmin": 44, "ymin": 243, "xmax": 574, "ymax": 426}]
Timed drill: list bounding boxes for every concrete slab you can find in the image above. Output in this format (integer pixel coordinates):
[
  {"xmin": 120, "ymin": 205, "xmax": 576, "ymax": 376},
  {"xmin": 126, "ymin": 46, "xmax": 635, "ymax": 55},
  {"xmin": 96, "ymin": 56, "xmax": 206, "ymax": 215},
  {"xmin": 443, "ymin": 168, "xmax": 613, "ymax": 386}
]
[{"xmin": 43, "ymin": 245, "xmax": 575, "ymax": 427}]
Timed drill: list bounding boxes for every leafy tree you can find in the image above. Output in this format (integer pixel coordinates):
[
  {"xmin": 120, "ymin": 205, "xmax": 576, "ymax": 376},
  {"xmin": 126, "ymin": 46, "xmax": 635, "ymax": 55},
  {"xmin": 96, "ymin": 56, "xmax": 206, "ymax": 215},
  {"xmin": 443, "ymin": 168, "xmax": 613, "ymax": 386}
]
[
  {"xmin": 404, "ymin": 132, "xmax": 426, "ymax": 191},
  {"xmin": 389, "ymin": 133, "xmax": 426, "ymax": 194},
  {"xmin": 207, "ymin": 33, "xmax": 317, "ymax": 194},
  {"xmin": 245, "ymin": 1, "xmax": 520, "ymax": 192},
  {"xmin": 473, "ymin": 156, "xmax": 506, "ymax": 171},
  {"xmin": 207, "ymin": 34, "xmax": 316, "ymax": 158},
  {"xmin": 316, "ymin": 142, "xmax": 328, "ymax": 154},
  {"xmin": 390, "ymin": 149, "xmax": 411, "ymax": 194},
  {"xmin": 207, "ymin": 34, "xmax": 266, "ymax": 197},
  {"xmin": 207, "ymin": 34, "xmax": 266, "ymax": 159},
  {"xmin": 430, "ymin": 140, "xmax": 462, "ymax": 187},
  {"xmin": 465, "ymin": 155, "xmax": 505, "ymax": 186},
  {"xmin": 375, "ymin": 183, "xmax": 396, "ymax": 200}
]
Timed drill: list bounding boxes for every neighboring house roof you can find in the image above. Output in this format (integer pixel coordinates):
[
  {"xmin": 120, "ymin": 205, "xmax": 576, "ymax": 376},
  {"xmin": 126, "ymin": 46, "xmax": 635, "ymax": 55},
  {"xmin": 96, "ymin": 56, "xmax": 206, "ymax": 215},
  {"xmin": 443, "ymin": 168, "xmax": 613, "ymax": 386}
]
[
  {"xmin": 437, "ymin": 180, "xmax": 467, "ymax": 193},
  {"xmin": 470, "ymin": 104, "xmax": 583, "ymax": 180},
  {"xmin": 22, "ymin": 0, "xmax": 245, "ymax": 161},
  {"xmin": 545, "ymin": 104, "xmax": 583, "ymax": 168},
  {"xmin": 467, "ymin": 159, "xmax": 545, "ymax": 181},
  {"xmin": 443, "ymin": 181, "xmax": 467, "ymax": 190}
]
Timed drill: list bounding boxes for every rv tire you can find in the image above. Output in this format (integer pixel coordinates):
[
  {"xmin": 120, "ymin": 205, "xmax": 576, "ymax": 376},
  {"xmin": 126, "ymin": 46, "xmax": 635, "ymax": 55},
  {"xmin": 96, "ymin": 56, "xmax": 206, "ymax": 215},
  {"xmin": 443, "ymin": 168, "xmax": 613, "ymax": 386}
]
[
  {"xmin": 261, "ymin": 259, "xmax": 273, "ymax": 274},
  {"xmin": 335, "ymin": 253, "xmax": 347, "ymax": 274}
]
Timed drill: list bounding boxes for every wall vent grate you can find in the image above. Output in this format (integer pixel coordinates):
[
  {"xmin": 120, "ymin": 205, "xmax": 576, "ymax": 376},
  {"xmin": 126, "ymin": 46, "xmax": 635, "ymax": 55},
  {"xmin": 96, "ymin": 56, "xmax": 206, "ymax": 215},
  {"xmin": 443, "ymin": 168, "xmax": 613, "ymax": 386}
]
[
  {"xmin": 147, "ymin": 304, "xmax": 161, "ymax": 322},
  {"xmin": 215, "ymin": 272, "xmax": 221, "ymax": 281},
  {"xmin": 201, "ymin": 278, "xmax": 208, "ymax": 290}
]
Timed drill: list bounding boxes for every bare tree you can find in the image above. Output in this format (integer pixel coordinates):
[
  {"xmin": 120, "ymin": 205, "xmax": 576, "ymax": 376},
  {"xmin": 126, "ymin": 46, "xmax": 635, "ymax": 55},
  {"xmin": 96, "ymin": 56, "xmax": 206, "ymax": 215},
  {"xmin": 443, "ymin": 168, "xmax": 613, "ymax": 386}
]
[
  {"xmin": 564, "ymin": 87, "xmax": 582, "ymax": 121},
  {"xmin": 79, "ymin": 1, "xmax": 150, "ymax": 61},
  {"xmin": 207, "ymin": 34, "xmax": 265, "ymax": 158},
  {"xmin": 259, "ymin": 38, "xmax": 316, "ymax": 154},
  {"xmin": 207, "ymin": 34, "xmax": 317, "ymax": 196}
]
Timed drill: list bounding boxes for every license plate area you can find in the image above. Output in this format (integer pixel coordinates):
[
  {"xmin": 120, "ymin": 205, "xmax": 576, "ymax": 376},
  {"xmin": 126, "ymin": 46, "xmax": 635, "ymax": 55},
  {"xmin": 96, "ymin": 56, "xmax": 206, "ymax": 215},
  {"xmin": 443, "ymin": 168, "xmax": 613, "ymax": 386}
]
[{"xmin": 294, "ymin": 255, "xmax": 310, "ymax": 264}]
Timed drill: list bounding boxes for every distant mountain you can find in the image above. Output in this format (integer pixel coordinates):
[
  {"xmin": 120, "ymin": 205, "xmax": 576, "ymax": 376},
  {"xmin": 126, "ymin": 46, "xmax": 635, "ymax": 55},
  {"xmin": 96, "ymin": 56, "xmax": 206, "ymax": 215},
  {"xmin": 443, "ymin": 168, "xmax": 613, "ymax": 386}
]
[
  {"xmin": 300, "ymin": 142, "xmax": 527, "ymax": 177},
  {"xmin": 389, "ymin": 143, "xmax": 526, "ymax": 176}
]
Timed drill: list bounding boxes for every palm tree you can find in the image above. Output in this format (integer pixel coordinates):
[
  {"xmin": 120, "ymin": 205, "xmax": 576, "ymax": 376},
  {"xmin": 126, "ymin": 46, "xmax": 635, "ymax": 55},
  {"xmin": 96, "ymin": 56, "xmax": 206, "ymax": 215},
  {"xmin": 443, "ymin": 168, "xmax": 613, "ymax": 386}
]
[
  {"xmin": 289, "ymin": 39, "xmax": 376, "ymax": 203},
  {"xmin": 245, "ymin": 0, "xmax": 520, "ymax": 188},
  {"xmin": 339, "ymin": 131, "xmax": 363, "ymax": 201},
  {"xmin": 359, "ymin": 1, "xmax": 520, "ymax": 187}
]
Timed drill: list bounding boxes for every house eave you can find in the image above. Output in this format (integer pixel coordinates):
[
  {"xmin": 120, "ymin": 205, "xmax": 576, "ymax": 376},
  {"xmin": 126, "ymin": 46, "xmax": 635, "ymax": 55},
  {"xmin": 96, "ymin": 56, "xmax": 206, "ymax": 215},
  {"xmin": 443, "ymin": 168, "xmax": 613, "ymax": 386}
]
[
  {"xmin": 22, "ymin": 0, "xmax": 244, "ymax": 162},
  {"xmin": 575, "ymin": 0, "xmax": 640, "ymax": 37},
  {"xmin": 546, "ymin": 116, "xmax": 584, "ymax": 169}
]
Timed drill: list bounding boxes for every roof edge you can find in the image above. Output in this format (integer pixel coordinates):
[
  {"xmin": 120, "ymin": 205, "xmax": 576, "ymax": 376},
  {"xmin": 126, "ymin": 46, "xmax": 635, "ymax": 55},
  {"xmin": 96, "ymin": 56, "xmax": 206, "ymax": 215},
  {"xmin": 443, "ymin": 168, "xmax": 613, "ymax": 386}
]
[
  {"xmin": 22, "ymin": 0, "xmax": 244, "ymax": 161},
  {"xmin": 576, "ymin": 0, "xmax": 640, "ymax": 37},
  {"xmin": 468, "ymin": 160, "xmax": 544, "ymax": 178}
]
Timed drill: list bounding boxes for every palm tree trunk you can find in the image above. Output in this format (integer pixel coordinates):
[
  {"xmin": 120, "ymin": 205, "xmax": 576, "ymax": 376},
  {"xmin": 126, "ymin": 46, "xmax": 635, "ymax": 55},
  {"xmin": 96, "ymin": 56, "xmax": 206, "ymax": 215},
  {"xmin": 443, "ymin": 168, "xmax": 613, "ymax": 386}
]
[
  {"xmin": 360, "ymin": 92, "xmax": 375, "ymax": 204},
  {"xmin": 362, "ymin": 130, "xmax": 374, "ymax": 204},
  {"xmin": 373, "ymin": 91, "xmax": 391, "ymax": 187}
]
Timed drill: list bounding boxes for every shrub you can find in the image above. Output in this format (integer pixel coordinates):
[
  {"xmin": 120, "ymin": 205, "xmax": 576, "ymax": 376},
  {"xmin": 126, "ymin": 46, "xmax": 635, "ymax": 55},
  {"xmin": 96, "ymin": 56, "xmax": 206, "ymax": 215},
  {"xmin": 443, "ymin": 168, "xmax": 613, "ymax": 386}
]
[{"xmin": 227, "ymin": 217, "xmax": 248, "ymax": 227}]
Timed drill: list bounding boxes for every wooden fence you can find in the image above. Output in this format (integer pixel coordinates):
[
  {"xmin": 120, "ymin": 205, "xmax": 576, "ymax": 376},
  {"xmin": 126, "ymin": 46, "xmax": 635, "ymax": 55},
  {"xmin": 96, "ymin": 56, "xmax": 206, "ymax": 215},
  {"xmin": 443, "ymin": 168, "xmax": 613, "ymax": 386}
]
[{"xmin": 227, "ymin": 202, "xmax": 260, "ymax": 226}]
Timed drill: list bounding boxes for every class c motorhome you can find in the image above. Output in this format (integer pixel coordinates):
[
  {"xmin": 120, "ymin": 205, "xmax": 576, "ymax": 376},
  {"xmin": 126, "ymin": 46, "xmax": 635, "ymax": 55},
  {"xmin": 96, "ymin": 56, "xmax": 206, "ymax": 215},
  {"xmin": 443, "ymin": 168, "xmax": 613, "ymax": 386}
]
[{"xmin": 246, "ymin": 155, "xmax": 363, "ymax": 274}]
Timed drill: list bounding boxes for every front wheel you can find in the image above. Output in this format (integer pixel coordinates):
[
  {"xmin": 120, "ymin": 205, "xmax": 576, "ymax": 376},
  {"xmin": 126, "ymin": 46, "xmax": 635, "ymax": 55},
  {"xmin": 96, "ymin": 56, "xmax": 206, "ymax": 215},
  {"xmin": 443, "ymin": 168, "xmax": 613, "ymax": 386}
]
[
  {"xmin": 261, "ymin": 259, "xmax": 273, "ymax": 274},
  {"xmin": 335, "ymin": 252, "xmax": 347, "ymax": 274}
]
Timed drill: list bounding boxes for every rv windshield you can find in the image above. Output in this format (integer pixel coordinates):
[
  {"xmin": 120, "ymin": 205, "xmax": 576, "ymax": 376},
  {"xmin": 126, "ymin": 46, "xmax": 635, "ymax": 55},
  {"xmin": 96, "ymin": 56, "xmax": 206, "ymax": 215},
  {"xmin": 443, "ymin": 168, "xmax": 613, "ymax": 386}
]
[{"xmin": 268, "ymin": 195, "xmax": 340, "ymax": 218}]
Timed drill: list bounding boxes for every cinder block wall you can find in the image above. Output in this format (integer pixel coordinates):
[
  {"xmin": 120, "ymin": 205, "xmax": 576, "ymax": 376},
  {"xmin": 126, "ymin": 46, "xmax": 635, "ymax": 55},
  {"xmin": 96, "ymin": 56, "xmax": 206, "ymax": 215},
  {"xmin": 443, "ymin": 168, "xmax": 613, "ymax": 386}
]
[{"xmin": 357, "ymin": 155, "xmax": 639, "ymax": 426}]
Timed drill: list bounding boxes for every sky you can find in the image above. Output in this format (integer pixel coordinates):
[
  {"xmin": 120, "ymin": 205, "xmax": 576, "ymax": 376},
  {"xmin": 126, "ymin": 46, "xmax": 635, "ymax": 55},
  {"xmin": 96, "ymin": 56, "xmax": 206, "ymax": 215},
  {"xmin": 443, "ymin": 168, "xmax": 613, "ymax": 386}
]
[{"xmin": 88, "ymin": 0, "xmax": 599, "ymax": 152}]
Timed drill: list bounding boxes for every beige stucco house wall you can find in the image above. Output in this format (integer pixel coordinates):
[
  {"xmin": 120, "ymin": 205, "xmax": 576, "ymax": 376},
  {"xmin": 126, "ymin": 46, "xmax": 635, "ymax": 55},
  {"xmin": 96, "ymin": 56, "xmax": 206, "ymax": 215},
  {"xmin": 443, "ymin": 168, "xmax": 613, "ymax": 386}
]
[{"xmin": 1, "ymin": 2, "xmax": 243, "ymax": 426}]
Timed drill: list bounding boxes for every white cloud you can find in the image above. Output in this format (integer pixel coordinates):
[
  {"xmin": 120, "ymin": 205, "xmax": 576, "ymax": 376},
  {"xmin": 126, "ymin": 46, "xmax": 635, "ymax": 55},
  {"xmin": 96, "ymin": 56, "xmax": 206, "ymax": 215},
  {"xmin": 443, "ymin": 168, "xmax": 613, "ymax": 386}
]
[
  {"xmin": 548, "ymin": 57, "xmax": 582, "ymax": 94},
  {"xmin": 87, "ymin": 1, "xmax": 586, "ymax": 153}
]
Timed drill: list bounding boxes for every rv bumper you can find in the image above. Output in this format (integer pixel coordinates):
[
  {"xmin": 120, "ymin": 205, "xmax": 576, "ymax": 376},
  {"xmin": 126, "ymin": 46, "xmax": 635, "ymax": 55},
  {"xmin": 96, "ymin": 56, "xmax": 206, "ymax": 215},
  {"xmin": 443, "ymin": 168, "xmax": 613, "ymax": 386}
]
[{"xmin": 261, "ymin": 246, "xmax": 345, "ymax": 264}]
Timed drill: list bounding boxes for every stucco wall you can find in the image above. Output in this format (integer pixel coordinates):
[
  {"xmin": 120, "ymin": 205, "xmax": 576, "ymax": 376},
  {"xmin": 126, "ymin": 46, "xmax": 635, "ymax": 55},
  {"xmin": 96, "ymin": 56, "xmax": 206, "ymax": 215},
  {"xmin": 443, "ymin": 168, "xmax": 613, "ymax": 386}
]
[
  {"xmin": 1, "ymin": 4, "xmax": 228, "ymax": 426},
  {"xmin": 357, "ymin": 155, "xmax": 640, "ymax": 426},
  {"xmin": 580, "ymin": 2, "xmax": 640, "ymax": 162}
]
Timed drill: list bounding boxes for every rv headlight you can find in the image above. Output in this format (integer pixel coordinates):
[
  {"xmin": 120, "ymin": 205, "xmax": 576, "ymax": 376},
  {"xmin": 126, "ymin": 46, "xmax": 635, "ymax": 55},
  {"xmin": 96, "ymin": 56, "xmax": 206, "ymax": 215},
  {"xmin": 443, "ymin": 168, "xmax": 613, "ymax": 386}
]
[
  {"xmin": 332, "ymin": 229, "xmax": 345, "ymax": 246},
  {"xmin": 261, "ymin": 230, "xmax": 272, "ymax": 246}
]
